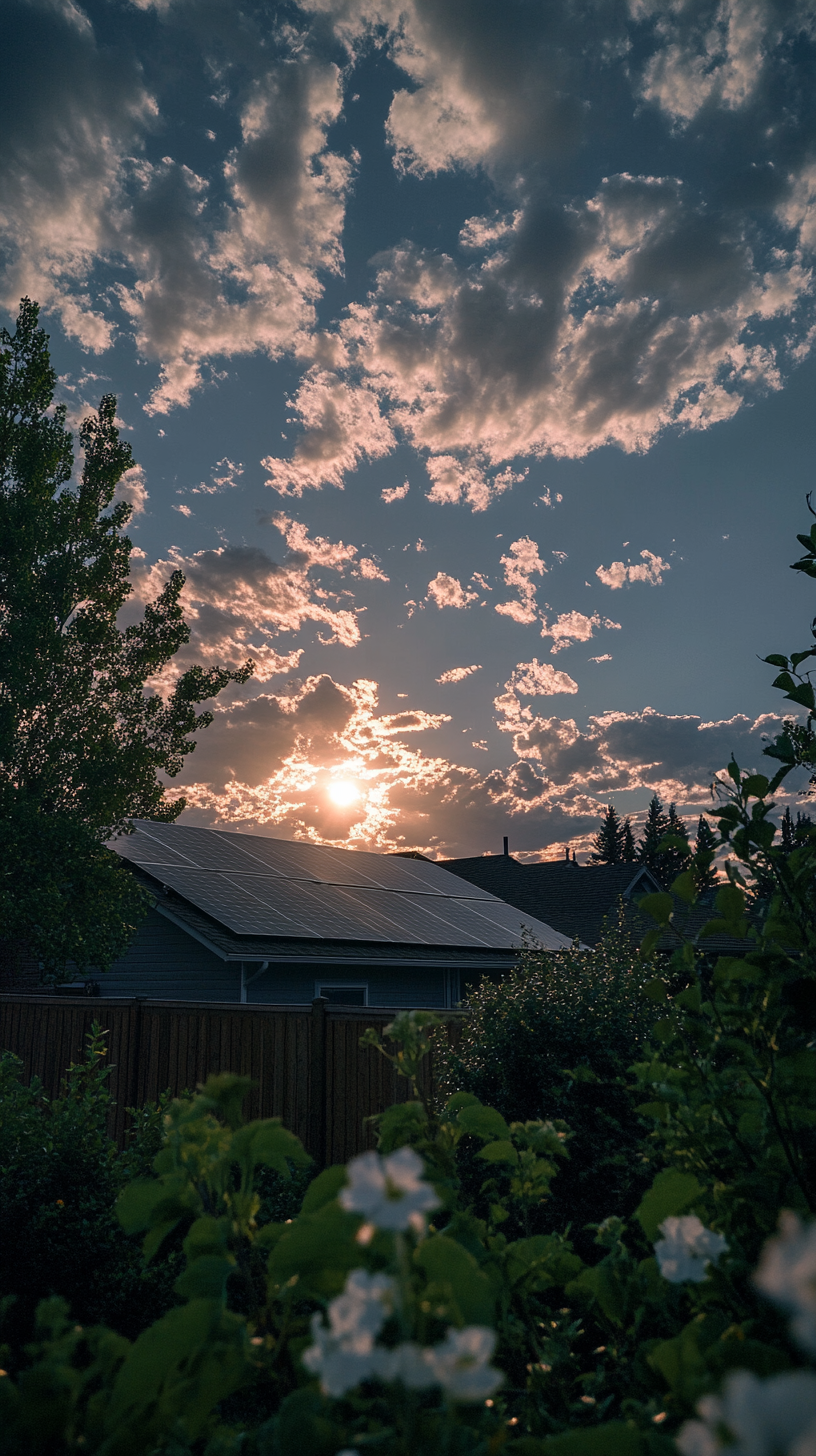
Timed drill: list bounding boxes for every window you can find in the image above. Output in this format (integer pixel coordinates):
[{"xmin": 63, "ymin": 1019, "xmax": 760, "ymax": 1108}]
[{"xmin": 316, "ymin": 983, "xmax": 368, "ymax": 1005}]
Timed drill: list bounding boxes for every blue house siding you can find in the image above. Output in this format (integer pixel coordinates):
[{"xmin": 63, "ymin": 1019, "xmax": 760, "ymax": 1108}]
[
  {"xmin": 101, "ymin": 908, "xmax": 241, "ymax": 1001},
  {"xmin": 248, "ymin": 964, "xmax": 452, "ymax": 1008},
  {"xmin": 100, "ymin": 908, "xmax": 462, "ymax": 1007}
]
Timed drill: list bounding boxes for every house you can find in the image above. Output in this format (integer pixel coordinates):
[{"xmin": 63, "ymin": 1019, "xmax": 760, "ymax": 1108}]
[
  {"xmin": 440, "ymin": 853, "xmax": 663, "ymax": 946},
  {"xmin": 96, "ymin": 820, "xmax": 573, "ymax": 1007}
]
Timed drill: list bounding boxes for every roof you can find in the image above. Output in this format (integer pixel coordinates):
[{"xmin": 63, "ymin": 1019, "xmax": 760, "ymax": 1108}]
[
  {"xmin": 440, "ymin": 856, "xmax": 663, "ymax": 945},
  {"xmin": 111, "ymin": 822, "xmax": 573, "ymax": 957}
]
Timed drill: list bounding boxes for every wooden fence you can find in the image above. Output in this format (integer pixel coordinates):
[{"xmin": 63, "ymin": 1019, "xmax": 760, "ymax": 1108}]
[{"xmin": 0, "ymin": 995, "xmax": 465, "ymax": 1165}]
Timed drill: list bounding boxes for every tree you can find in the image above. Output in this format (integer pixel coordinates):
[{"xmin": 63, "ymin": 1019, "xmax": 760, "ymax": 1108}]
[
  {"xmin": 589, "ymin": 804, "xmax": 625, "ymax": 863},
  {"xmin": 693, "ymin": 813, "xmax": 719, "ymax": 889},
  {"xmin": 621, "ymin": 816, "xmax": 636, "ymax": 861},
  {"xmin": 635, "ymin": 794, "xmax": 670, "ymax": 876},
  {"xmin": 0, "ymin": 299, "xmax": 252, "ymax": 980}
]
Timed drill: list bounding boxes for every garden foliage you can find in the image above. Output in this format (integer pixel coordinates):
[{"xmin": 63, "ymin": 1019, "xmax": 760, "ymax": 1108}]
[{"xmin": 3, "ymin": 515, "xmax": 816, "ymax": 1454}]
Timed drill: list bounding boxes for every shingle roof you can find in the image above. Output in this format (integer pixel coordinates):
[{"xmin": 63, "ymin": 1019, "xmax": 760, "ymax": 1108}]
[{"xmin": 440, "ymin": 856, "xmax": 662, "ymax": 945}]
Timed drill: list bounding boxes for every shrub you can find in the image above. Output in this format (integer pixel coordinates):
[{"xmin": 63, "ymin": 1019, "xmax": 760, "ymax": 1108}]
[{"xmin": 440, "ymin": 909, "xmax": 656, "ymax": 1249}]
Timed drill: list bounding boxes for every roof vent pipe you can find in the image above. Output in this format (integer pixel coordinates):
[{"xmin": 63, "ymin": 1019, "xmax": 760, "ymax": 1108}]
[{"xmin": 503, "ymin": 836, "xmax": 509, "ymax": 857}]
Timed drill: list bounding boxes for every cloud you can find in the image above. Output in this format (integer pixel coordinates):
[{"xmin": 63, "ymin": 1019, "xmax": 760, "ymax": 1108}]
[
  {"xmin": 436, "ymin": 664, "xmax": 483, "ymax": 683},
  {"xmin": 126, "ymin": 512, "xmax": 393, "ymax": 685},
  {"xmin": 494, "ymin": 658, "xmax": 580, "ymax": 730},
  {"xmin": 114, "ymin": 464, "xmax": 149, "ymax": 517},
  {"xmin": 264, "ymin": 0, "xmax": 815, "ymax": 490},
  {"xmin": 426, "ymin": 573, "xmax": 478, "ymax": 609},
  {"xmin": 495, "ymin": 536, "xmax": 545, "ymax": 624},
  {"xmin": 542, "ymin": 610, "xmax": 622, "ymax": 653},
  {"xmin": 596, "ymin": 549, "xmax": 670, "ymax": 589},
  {"xmin": 509, "ymin": 705, "xmax": 791, "ymax": 799},
  {"xmin": 0, "ymin": 1, "xmax": 354, "ymax": 411},
  {"xmin": 192, "ymin": 457, "xmax": 244, "ymax": 496},
  {"xmin": 381, "ymin": 480, "xmax": 410, "ymax": 502}
]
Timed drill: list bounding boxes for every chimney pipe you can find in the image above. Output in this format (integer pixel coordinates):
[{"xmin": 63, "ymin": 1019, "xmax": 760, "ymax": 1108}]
[{"xmin": 503, "ymin": 836, "xmax": 509, "ymax": 857}]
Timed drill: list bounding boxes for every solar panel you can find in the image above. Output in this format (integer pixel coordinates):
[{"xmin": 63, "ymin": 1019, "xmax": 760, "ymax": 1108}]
[{"xmin": 114, "ymin": 820, "xmax": 569, "ymax": 948}]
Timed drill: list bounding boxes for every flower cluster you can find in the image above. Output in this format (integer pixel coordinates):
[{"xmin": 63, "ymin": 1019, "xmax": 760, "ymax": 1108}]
[
  {"xmin": 676, "ymin": 1370, "xmax": 816, "ymax": 1456},
  {"xmin": 654, "ymin": 1215, "xmax": 728, "ymax": 1284},
  {"xmin": 301, "ymin": 1269, "xmax": 502, "ymax": 1402},
  {"xmin": 754, "ymin": 1212, "xmax": 816, "ymax": 1356},
  {"xmin": 339, "ymin": 1146, "xmax": 442, "ymax": 1235}
]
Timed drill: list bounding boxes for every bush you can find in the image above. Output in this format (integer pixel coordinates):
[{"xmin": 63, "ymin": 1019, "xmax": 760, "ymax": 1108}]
[
  {"xmin": 0, "ymin": 1028, "xmax": 312, "ymax": 1347},
  {"xmin": 440, "ymin": 909, "xmax": 656, "ymax": 1250}
]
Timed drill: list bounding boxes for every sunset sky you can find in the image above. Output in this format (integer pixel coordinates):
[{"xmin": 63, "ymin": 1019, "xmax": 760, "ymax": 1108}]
[{"xmin": 4, "ymin": 0, "xmax": 816, "ymax": 858}]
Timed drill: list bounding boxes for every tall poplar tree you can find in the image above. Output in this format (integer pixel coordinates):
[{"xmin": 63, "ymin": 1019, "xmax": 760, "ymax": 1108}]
[{"xmin": 0, "ymin": 300, "xmax": 253, "ymax": 981}]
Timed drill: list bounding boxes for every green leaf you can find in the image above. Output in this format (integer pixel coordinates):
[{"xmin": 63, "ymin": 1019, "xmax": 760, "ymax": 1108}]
[
  {"xmin": 444, "ymin": 1091, "xmax": 481, "ymax": 1114},
  {"xmin": 743, "ymin": 774, "xmax": 770, "ymax": 798},
  {"xmin": 670, "ymin": 869, "xmax": 698, "ymax": 903},
  {"xmin": 103, "ymin": 1300, "xmax": 249, "ymax": 1445},
  {"xmin": 635, "ymin": 1169, "xmax": 703, "ymax": 1241},
  {"xmin": 267, "ymin": 1203, "xmax": 362, "ymax": 1298},
  {"xmin": 763, "ymin": 654, "xmax": 790, "ymax": 668},
  {"xmin": 300, "ymin": 1165, "xmax": 347, "ymax": 1215},
  {"xmin": 373, "ymin": 1100, "xmax": 428, "ymax": 1153},
  {"xmin": 674, "ymin": 984, "xmax": 701, "ymax": 1012},
  {"xmin": 536, "ymin": 1423, "xmax": 646, "ymax": 1456},
  {"xmin": 183, "ymin": 1215, "xmax": 230, "ymax": 1262},
  {"xmin": 174, "ymin": 1255, "xmax": 234, "ymax": 1302},
  {"xmin": 230, "ymin": 1119, "xmax": 311, "ymax": 1177},
  {"xmin": 643, "ymin": 977, "xmax": 669, "ymax": 1003},
  {"xmin": 477, "ymin": 1138, "xmax": 519, "ymax": 1165},
  {"xmin": 115, "ymin": 1178, "xmax": 164, "ymax": 1234},
  {"xmin": 414, "ymin": 1235, "xmax": 496, "ymax": 1325},
  {"xmin": 716, "ymin": 882, "xmax": 746, "ymax": 921},
  {"xmin": 639, "ymin": 927, "xmax": 662, "ymax": 959},
  {"xmin": 456, "ymin": 1102, "xmax": 512, "ymax": 1141},
  {"xmin": 637, "ymin": 893, "xmax": 674, "ymax": 925},
  {"xmin": 566, "ymin": 1263, "xmax": 628, "ymax": 1326},
  {"xmin": 787, "ymin": 682, "xmax": 816, "ymax": 709},
  {"xmin": 197, "ymin": 1073, "xmax": 255, "ymax": 1129},
  {"xmin": 505, "ymin": 1235, "xmax": 583, "ymax": 1291},
  {"xmin": 712, "ymin": 957, "xmax": 762, "ymax": 983}
]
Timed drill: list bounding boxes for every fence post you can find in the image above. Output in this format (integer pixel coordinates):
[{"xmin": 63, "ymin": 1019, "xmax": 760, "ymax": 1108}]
[{"xmin": 308, "ymin": 996, "xmax": 328, "ymax": 1167}]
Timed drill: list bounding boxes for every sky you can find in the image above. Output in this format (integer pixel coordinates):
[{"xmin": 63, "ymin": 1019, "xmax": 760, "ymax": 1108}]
[{"xmin": 3, "ymin": 0, "xmax": 816, "ymax": 860}]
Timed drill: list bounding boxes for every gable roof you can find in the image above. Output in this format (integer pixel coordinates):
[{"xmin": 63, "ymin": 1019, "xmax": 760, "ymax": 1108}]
[
  {"xmin": 111, "ymin": 822, "xmax": 573, "ymax": 955},
  {"xmin": 440, "ymin": 856, "xmax": 663, "ymax": 945}
]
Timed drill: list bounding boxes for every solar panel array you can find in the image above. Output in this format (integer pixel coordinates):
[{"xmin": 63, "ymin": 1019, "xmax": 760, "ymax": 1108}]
[{"xmin": 113, "ymin": 821, "xmax": 571, "ymax": 950}]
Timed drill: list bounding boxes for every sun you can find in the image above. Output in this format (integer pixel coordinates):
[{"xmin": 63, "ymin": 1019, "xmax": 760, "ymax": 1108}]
[{"xmin": 327, "ymin": 779, "xmax": 360, "ymax": 807}]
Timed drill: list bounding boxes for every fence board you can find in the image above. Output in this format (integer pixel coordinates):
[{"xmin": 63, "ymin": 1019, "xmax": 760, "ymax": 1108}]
[{"xmin": 0, "ymin": 995, "xmax": 466, "ymax": 1163}]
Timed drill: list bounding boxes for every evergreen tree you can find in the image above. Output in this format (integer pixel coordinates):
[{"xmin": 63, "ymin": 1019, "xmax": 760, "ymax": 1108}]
[
  {"xmin": 635, "ymin": 795, "xmax": 671, "ymax": 878},
  {"xmin": 621, "ymin": 818, "xmax": 636, "ymax": 862},
  {"xmin": 693, "ymin": 814, "xmax": 719, "ymax": 890},
  {"xmin": 661, "ymin": 803, "xmax": 693, "ymax": 882},
  {"xmin": 590, "ymin": 804, "xmax": 626, "ymax": 864},
  {"xmin": 0, "ymin": 300, "xmax": 253, "ymax": 980}
]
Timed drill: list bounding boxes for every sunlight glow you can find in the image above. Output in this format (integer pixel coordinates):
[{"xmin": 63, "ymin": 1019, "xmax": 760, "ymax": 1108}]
[{"xmin": 327, "ymin": 778, "xmax": 360, "ymax": 807}]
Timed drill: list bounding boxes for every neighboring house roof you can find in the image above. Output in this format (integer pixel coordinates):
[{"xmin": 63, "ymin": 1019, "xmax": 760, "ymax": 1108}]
[
  {"xmin": 440, "ymin": 856, "xmax": 663, "ymax": 946},
  {"xmin": 111, "ymin": 821, "xmax": 573, "ymax": 961}
]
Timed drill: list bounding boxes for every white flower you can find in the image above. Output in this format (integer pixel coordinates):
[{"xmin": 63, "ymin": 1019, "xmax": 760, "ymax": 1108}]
[
  {"xmin": 301, "ymin": 1269, "xmax": 396, "ymax": 1397},
  {"xmin": 423, "ymin": 1327, "xmax": 504, "ymax": 1403},
  {"xmin": 677, "ymin": 1370, "xmax": 816, "ymax": 1456},
  {"xmin": 339, "ymin": 1147, "xmax": 441, "ymax": 1233},
  {"xmin": 654, "ymin": 1215, "xmax": 728, "ymax": 1283},
  {"xmin": 754, "ymin": 1212, "xmax": 816, "ymax": 1356}
]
